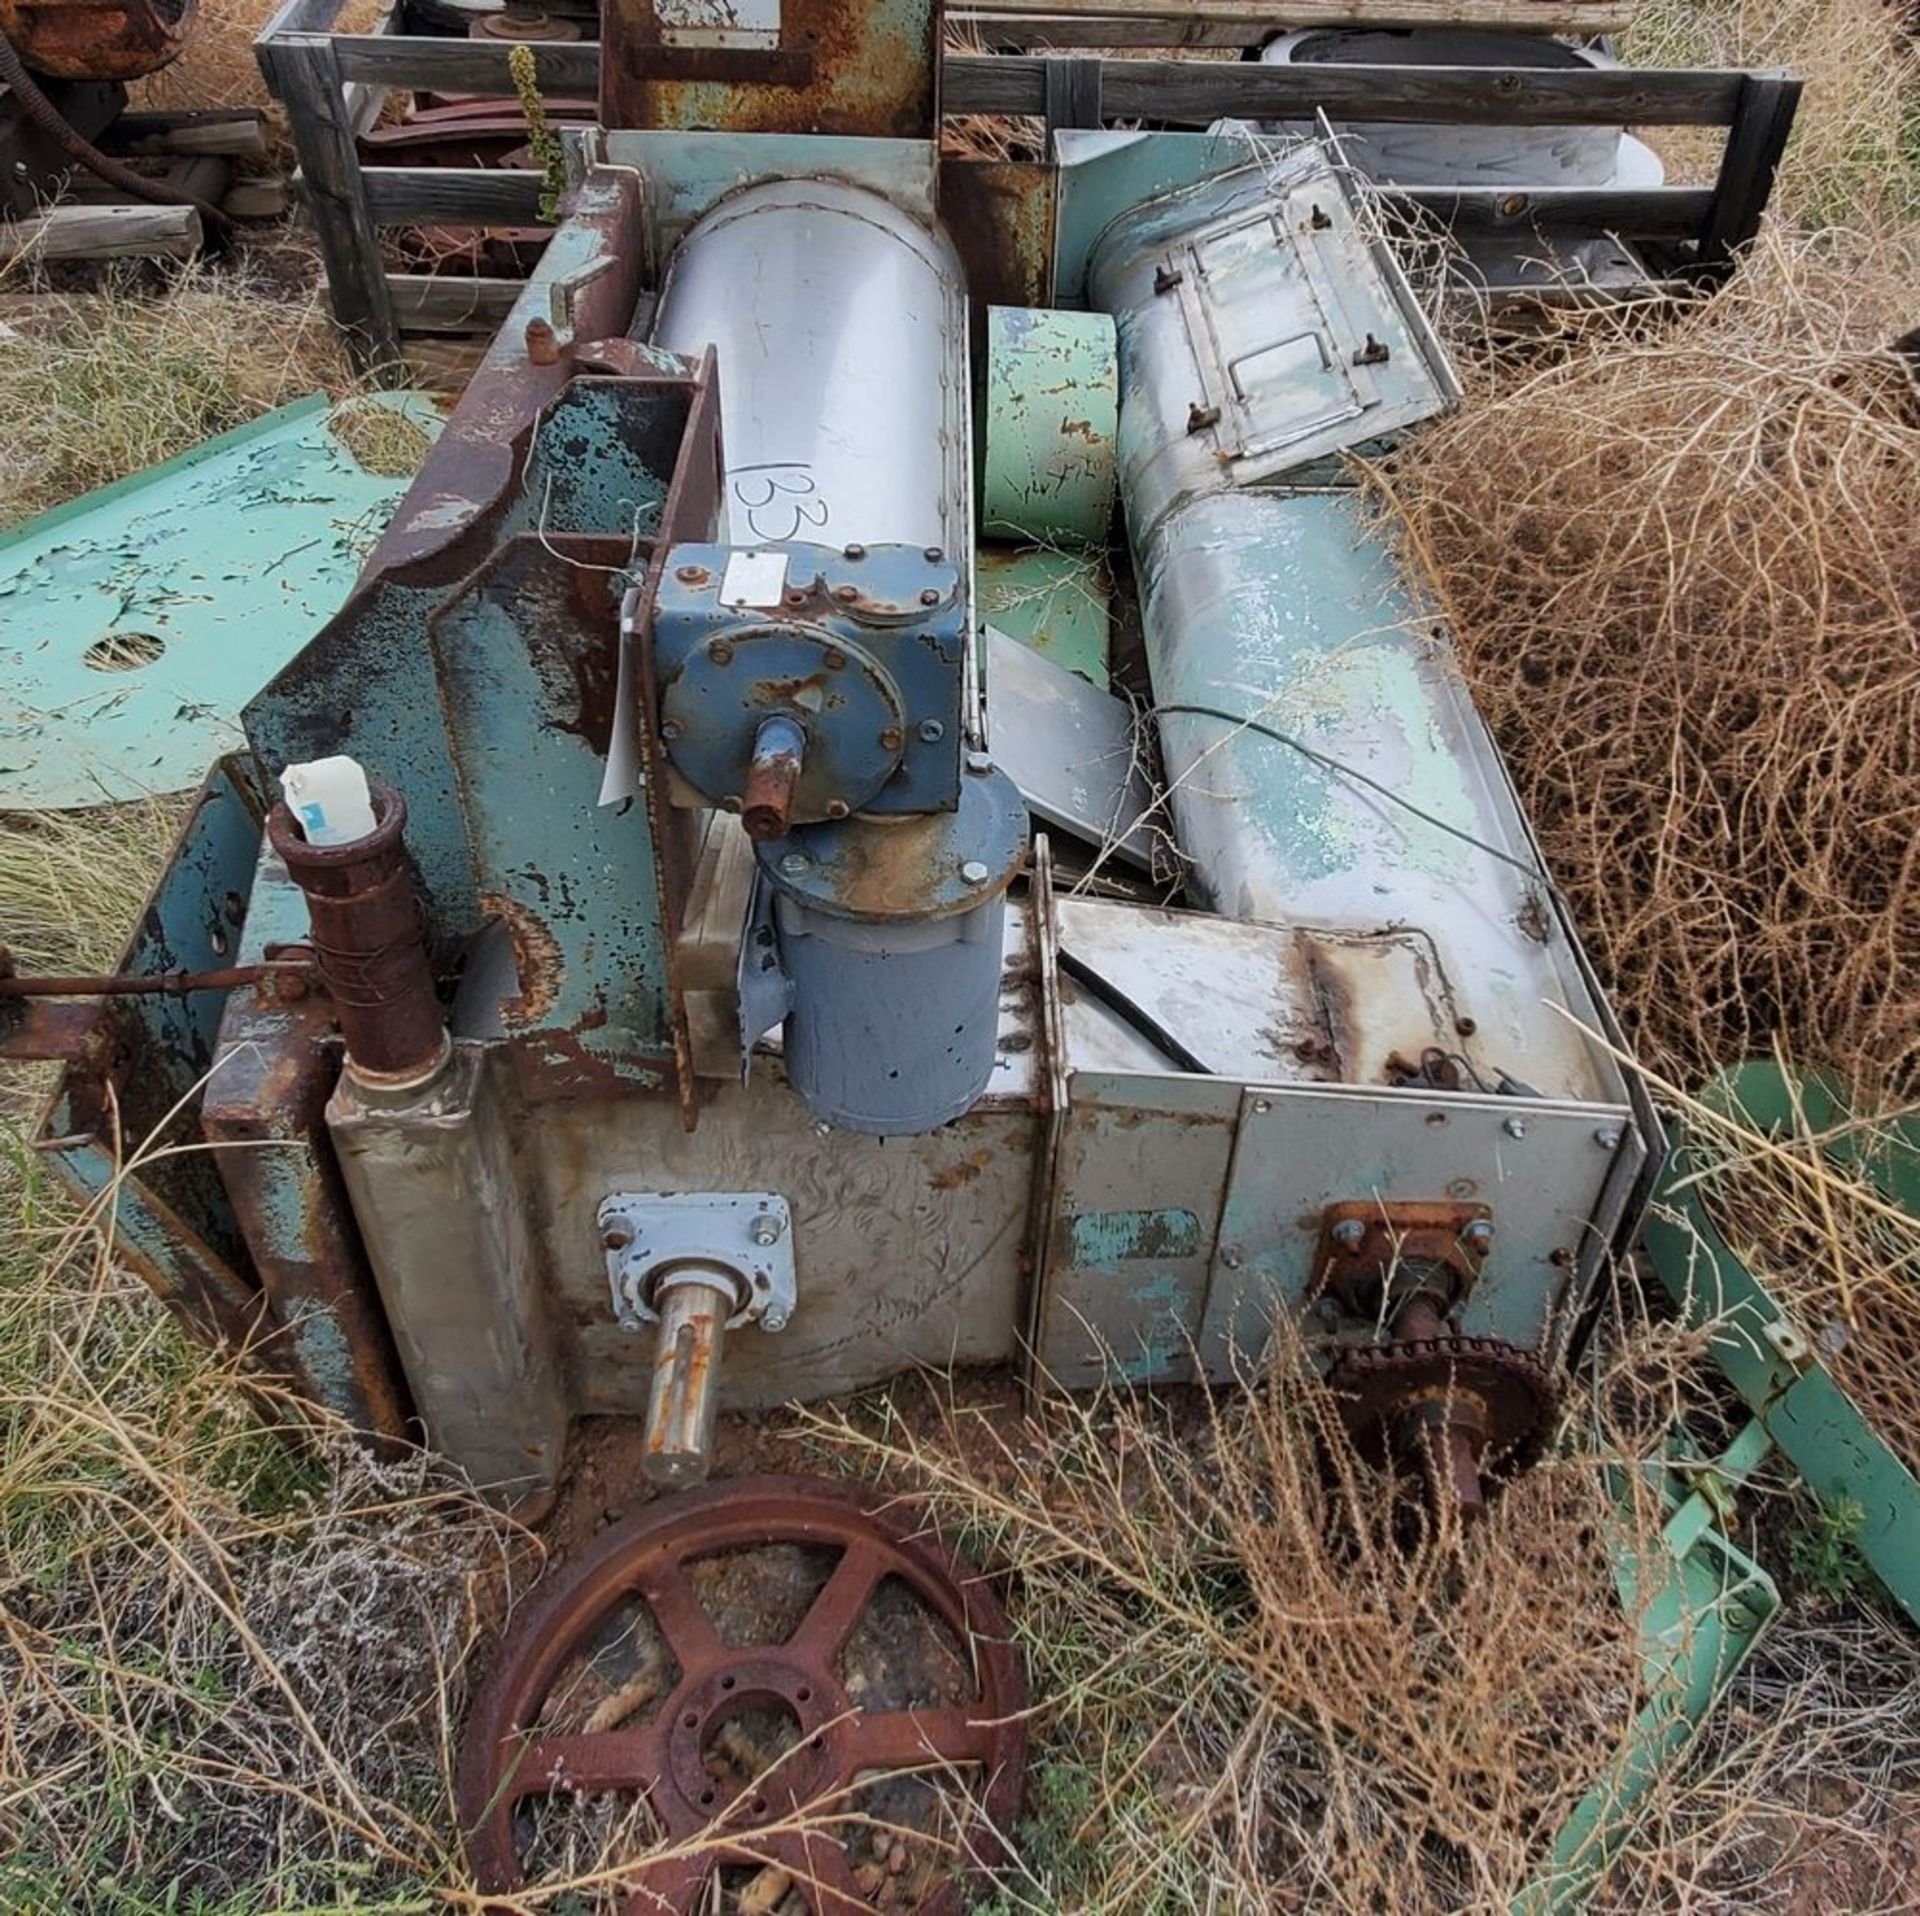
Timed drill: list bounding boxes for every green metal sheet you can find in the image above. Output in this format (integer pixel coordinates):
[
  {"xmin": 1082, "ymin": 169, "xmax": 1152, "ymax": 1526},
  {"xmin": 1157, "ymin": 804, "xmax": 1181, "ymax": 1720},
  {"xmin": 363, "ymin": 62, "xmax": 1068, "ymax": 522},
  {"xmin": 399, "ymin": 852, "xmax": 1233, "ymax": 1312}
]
[
  {"xmin": 1520, "ymin": 1442, "xmax": 1779, "ymax": 1913},
  {"xmin": 1643, "ymin": 1060, "xmax": 1920, "ymax": 1627},
  {"xmin": 0, "ymin": 393, "xmax": 441, "ymax": 808},
  {"xmin": 982, "ymin": 305, "xmax": 1117, "ymax": 546},
  {"xmin": 976, "ymin": 546, "xmax": 1111, "ymax": 688}
]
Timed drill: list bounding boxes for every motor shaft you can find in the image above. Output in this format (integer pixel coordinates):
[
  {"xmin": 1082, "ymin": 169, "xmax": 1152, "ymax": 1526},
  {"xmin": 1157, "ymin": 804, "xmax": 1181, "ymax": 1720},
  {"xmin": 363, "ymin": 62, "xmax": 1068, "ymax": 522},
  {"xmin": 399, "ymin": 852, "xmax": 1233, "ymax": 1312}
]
[
  {"xmin": 643, "ymin": 1271, "xmax": 737, "ymax": 1488},
  {"xmin": 741, "ymin": 714, "xmax": 807, "ymax": 842}
]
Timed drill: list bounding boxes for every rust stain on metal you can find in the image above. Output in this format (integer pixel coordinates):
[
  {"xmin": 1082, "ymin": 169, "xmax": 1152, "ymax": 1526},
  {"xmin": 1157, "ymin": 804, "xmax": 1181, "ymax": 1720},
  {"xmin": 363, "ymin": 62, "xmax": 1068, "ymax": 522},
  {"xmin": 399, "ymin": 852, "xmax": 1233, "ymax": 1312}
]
[
  {"xmin": 0, "ymin": 0, "xmax": 197, "ymax": 79},
  {"xmin": 1310, "ymin": 1198, "xmax": 1492, "ymax": 1316},
  {"xmin": 929, "ymin": 1146, "xmax": 996, "ymax": 1192},
  {"xmin": 482, "ymin": 889, "xmax": 566, "ymax": 1027},
  {"xmin": 340, "ymin": 170, "xmax": 651, "ymax": 588},
  {"xmin": 631, "ymin": 350, "xmax": 727, "ymax": 1133},
  {"xmin": 938, "ymin": 158, "xmax": 1056, "ymax": 312},
  {"xmin": 204, "ymin": 987, "xmax": 414, "ymax": 1441},
  {"xmin": 741, "ymin": 737, "xmax": 803, "ymax": 843},
  {"xmin": 601, "ymin": 0, "xmax": 936, "ymax": 137}
]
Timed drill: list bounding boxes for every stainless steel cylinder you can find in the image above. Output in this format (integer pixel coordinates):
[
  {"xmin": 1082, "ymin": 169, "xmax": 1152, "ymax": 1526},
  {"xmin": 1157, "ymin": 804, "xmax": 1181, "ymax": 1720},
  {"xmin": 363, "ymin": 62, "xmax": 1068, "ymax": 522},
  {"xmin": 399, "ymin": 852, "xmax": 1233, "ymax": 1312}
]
[
  {"xmin": 1260, "ymin": 29, "xmax": 1629, "ymax": 186},
  {"xmin": 1087, "ymin": 166, "xmax": 1615, "ymax": 1103},
  {"xmin": 651, "ymin": 178, "xmax": 970, "ymax": 553},
  {"xmin": 643, "ymin": 1271, "xmax": 737, "ymax": 1489}
]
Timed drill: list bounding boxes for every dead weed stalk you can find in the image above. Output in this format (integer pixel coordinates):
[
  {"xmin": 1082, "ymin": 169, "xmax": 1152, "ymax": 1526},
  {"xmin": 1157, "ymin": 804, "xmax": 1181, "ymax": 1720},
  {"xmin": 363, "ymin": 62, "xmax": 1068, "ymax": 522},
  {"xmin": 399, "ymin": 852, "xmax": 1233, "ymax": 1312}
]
[
  {"xmin": 1374, "ymin": 222, "xmax": 1920, "ymax": 1103},
  {"xmin": 795, "ymin": 1332, "xmax": 1676, "ymax": 1913}
]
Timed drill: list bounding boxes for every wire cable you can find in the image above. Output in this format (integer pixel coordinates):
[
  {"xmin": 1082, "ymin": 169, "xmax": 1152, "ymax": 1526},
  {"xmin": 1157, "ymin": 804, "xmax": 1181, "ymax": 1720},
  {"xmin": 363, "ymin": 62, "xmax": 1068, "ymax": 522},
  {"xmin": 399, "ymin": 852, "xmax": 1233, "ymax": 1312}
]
[{"xmin": 1152, "ymin": 700, "xmax": 1566, "ymax": 902}]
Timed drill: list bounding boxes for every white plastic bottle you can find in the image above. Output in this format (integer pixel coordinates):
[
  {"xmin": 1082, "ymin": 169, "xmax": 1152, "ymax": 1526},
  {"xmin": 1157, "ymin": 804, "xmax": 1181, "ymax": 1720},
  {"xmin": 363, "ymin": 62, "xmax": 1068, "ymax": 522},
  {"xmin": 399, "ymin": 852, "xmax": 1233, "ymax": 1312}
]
[{"xmin": 280, "ymin": 755, "xmax": 378, "ymax": 847}]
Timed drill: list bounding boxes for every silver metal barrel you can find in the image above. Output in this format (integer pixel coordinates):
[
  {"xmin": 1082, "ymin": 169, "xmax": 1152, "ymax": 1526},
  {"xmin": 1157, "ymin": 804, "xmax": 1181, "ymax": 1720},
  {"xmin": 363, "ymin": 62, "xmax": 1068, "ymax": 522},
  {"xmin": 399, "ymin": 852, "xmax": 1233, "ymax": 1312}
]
[
  {"xmin": 1087, "ymin": 155, "xmax": 1617, "ymax": 1104},
  {"xmin": 651, "ymin": 178, "xmax": 970, "ymax": 553}
]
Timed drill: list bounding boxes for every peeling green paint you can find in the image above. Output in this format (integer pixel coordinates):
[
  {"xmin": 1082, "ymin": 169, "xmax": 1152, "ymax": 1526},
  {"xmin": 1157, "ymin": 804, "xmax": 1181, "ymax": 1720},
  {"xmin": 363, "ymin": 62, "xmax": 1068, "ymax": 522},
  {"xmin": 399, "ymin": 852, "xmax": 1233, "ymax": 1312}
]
[{"xmin": 1067, "ymin": 1207, "xmax": 1203, "ymax": 1271}]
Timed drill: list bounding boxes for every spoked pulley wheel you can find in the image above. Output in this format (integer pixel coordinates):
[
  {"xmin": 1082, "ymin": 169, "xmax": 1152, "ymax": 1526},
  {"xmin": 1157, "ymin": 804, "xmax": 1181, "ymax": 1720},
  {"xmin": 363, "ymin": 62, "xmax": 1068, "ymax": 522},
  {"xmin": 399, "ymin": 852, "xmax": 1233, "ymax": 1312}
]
[{"xmin": 458, "ymin": 1475, "xmax": 1027, "ymax": 1913}]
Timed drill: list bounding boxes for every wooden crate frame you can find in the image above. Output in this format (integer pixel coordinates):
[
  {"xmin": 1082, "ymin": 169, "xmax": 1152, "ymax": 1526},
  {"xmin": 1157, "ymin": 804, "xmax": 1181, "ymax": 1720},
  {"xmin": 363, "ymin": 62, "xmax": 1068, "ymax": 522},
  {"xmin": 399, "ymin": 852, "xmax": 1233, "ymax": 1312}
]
[{"xmin": 255, "ymin": 0, "xmax": 1800, "ymax": 373}]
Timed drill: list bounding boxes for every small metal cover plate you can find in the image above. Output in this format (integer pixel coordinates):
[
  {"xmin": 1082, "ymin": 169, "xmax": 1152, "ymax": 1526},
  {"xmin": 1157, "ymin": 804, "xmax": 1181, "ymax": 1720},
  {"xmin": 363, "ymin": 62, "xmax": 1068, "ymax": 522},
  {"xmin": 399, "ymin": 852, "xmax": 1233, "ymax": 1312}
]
[
  {"xmin": 719, "ymin": 547, "xmax": 791, "ymax": 609},
  {"xmin": 598, "ymin": 1191, "xmax": 797, "ymax": 1333},
  {"xmin": 1166, "ymin": 159, "xmax": 1458, "ymax": 482}
]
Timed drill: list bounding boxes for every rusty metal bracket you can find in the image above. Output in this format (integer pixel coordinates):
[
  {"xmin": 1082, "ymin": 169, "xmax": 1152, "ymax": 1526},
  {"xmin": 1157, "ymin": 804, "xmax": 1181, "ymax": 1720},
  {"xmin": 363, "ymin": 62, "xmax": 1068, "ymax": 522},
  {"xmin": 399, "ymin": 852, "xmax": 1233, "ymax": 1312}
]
[
  {"xmin": 0, "ymin": 998, "xmax": 110, "ymax": 1065},
  {"xmin": 1310, "ymin": 1198, "xmax": 1492, "ymax": 1319},
  {"xmin": 622, "ymin": 42, "xmax": 813, "ymax": 86}
]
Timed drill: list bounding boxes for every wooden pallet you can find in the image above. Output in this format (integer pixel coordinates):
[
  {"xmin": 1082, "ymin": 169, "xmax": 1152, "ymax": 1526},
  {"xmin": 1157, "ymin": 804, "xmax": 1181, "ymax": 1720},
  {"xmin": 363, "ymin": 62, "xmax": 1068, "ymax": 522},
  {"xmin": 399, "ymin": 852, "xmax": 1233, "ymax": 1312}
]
[
  {"xmin": 256, "ymin": 0, "xmax": 1797, "ymax": 374},
  {"xmin": 960, "ymin": 0, "xmax": 1641, "ymax": 33}
]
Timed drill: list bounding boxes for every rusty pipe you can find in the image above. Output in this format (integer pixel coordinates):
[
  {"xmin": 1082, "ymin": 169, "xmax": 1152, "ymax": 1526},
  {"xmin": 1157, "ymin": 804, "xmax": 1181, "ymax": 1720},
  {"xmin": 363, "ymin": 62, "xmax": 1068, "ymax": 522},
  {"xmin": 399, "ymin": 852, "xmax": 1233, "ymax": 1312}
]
[
  {"xmin": 0, "ymin": 961, "xmax": 311, "ymax": 998},
  {"xmin": 642, "ymin": 1268, "xmax": 737, "ymax": 1490},
  {"xmin": 267, "ymin": 784, "xmax": 448, "ymax": 1086},
  {"xmin": 0, "ymin": 26, "xmax": 232, "ymax": 233},
  {"xmin": 740, "ymin": 714, "xmax": 806, "ymax": 842}
]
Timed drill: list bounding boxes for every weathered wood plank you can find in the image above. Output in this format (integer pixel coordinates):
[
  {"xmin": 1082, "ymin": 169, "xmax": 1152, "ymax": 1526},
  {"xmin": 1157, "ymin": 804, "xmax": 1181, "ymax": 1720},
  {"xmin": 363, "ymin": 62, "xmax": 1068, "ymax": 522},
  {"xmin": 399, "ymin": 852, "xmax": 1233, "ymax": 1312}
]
[
  {"xmin": 257, "ymin": 28, "xmax": 401, "ymax": 374},
  {"xmin": 945, "ymin": 54, "xmax": 1746, "ymax": 125},
  {"xmin": 330, "ymin": 32, "xmax": 599, "ymax": 93},
  {"xmin": 1694, "ymin": 71, "xmax": 1801, "ymax": 276},
  {"xmin": 225, "ymin": 176, "xmax": 294, "ymax": 218},
  {"xmin": 110, "ymin": 109, "xmax": 270, "ymax": 158},
  {"xmin": 1394, "ymin": 183, "xmax": 1713, "ymax": 237},
  {"xmin": 961, "ymin": 0, "xmax": 1635, "ymax": 28},
  {"xmin": 255, "ymin": 0, "xmax": 349, "ymax": 38},
  {"xmin": 324, "ymin": 38, "xmax": 1743, "ymax": 130},
  {"xmin": 0, "ymin": 201, "xmax": 201, "ymax": 263},
  {"xmin": 362, "ymin": 165, "xmax": 546, "ymax": 226},
  {"xmin": 951, "ymin": 11, "xmax": 1258, "ymax": 47},
  {"xmin": 386, "ymin": 271, "xmax": 526, "ymax": 332}
]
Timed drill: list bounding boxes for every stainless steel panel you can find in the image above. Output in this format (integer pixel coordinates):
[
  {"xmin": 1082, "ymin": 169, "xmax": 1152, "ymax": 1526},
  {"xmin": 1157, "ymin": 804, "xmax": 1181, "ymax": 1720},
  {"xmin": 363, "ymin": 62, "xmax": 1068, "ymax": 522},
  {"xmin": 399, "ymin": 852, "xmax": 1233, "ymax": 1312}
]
[
  {"xmin": 984, "ymin": 625, "xmax": 1159, "ymax": 872},
  {"xmin": 1203, "ymin": 1082, "xmax": 1641, "ymax": 1371},
  {"xmin": 532, "ymin": 1083, "xmax": 1038, "ymax": 1413},
  {"xmin": 651, "ymin": 176, "xmax": 969, "ymax": 553},
  {"xmin": 328, "ymin": 1044, "xmax": 569, "ymax": 1503},
  {"xmin": 1037, "ymin": 1069, "xmax": 1242, "ymax": 1387}
]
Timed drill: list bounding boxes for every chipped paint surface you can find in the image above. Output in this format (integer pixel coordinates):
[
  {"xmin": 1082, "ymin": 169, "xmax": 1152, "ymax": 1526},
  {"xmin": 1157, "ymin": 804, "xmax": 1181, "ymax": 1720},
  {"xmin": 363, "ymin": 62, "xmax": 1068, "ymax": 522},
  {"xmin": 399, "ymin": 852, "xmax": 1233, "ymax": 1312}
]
[
  {"xmin": 0, "ymin": 395, "xmax": 441, "ymax": 807},
  {"xmin": 602, "ymin": 0, "xmax": 936, "ymax": 137},
  {"xmin": 1066, "ymin": 1207, "xmax": 1203, "ymax": 1270},
  {"xmin": 977, "ymin": 547, "xmax": 1111, "ymax": 689},
  {"xmin": 982, "ymin": 305, "xmax": 1118, "ymax": 547}
]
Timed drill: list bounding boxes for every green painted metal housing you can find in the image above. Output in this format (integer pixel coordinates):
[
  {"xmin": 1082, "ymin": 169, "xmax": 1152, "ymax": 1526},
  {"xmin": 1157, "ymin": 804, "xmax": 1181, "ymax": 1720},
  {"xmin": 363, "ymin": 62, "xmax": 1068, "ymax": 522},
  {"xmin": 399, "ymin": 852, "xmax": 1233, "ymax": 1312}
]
[
  {"xmin": 976, "ymin": 546, "xmax": 1112, "ymax": 690},
  {"xmin": 981, "ymin": 304, "xmax": 1118, "ymax": 548},
  {"xmin": 0, "ymin": 394, "xmax": 440, "ymax": 808}
]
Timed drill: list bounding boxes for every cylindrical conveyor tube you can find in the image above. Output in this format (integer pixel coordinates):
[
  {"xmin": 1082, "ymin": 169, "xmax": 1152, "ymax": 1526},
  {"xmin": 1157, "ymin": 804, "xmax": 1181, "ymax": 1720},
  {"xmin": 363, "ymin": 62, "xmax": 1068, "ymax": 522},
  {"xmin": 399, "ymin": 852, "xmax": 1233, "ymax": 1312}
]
[{"xmin": 651, "ymin": 177, "xmax": 970, "ymax": 553}]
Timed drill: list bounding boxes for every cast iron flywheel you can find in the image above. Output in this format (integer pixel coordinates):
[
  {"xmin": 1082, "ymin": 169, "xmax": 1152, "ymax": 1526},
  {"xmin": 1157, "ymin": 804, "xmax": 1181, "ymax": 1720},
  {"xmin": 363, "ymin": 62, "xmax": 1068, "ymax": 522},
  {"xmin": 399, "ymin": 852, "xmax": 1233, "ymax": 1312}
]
[{"xmin": 458, "ymin": 1475, "xmax": 1027, "ymax": 1913}]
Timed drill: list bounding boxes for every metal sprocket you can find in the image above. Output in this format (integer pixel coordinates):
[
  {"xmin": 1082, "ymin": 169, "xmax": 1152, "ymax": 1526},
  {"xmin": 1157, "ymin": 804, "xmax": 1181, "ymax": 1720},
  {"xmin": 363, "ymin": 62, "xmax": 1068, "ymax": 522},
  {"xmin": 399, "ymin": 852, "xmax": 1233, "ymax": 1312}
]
[{"xmin": 1326, "ymin": 1333, "xmax": 1560, "ymax": 1501}]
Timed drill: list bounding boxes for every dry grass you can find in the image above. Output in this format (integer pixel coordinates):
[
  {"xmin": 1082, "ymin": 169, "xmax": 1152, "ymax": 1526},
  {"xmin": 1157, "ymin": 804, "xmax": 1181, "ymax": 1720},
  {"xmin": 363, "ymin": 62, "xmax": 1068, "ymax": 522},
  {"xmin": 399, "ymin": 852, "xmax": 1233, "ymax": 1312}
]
[
  {"xmin": 1624, "ymin": 0, "xmax": 1920, "ymax": 225},
  {"xmin": 1655, "ymin": 1064, "xmax": 1920, "ymax": 1482},
  {"xmin": 0, "ymin": 1241, "xmax": 515, "ymax": 1911},
  {"xmin": 785, "ymin": 1316, "xmax": 1754, "ymax": 1913},
  {"xmin": 0, "ymin": 259, "xmax": 350, "ymax": 529},
  {"xmin": 1376, "ymin": 224, "xmax": 1920, "ymax": 1102},
  {"xmin": 129, "ymin": 0, "xmax": 390, "ymax": 116}
]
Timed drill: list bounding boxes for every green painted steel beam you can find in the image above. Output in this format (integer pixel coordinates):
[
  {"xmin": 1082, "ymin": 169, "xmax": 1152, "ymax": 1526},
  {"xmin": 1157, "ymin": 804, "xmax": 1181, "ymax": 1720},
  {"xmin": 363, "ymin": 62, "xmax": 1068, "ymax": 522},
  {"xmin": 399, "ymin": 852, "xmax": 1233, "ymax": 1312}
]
[{"xmin": 1643, "ymin": 1060, "xmax": 1920, "ymax": 1628}]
